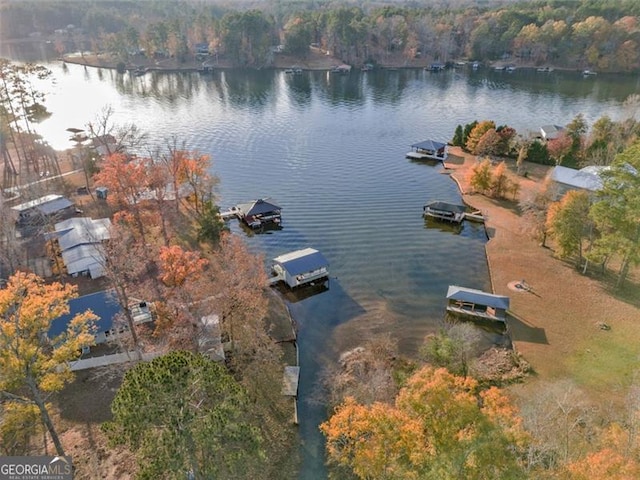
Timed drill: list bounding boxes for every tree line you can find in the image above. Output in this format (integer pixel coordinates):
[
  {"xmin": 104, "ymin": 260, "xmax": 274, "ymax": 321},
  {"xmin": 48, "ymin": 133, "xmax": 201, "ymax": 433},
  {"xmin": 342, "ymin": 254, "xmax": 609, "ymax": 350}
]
[
  {"xmin": 452, "ymin": 103, "xmax": 640, "ymax": 289},
  {"xmin": 1, "ymin": 0, "xmax": 640, "ymax": 71}
]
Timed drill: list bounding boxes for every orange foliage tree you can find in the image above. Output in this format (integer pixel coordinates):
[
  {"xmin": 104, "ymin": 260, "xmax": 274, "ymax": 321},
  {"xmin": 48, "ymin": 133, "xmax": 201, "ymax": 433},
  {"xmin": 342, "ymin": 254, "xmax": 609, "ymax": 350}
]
[
  {"xmin": 158, "ymin": 244, "xmax": 209, "ymax": 289},
  {"xmin": 93, "ymin": 153, "xmax": 150, "ymax": 237},
  {"xmin": 562, "ymin": 424, "xmax": 640, "ymax": 479},
  {"xmin": 321, "ymin": 366, "xmax": 529, "ymax": 479}
]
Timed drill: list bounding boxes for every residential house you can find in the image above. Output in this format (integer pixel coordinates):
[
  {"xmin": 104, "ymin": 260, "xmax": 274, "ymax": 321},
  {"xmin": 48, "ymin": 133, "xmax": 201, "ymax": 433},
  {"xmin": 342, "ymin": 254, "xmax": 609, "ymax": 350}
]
[
  {"xmin": 48, "ymin": 217, "xmax": 111, "ymax": 278},
  {"xmin": 11, "ymin": 194, "xmax": 75, "ymax": 226},
  {"xmin": 50, "ymin": 290, "xmax": 153, "ymax": 348},
  {"xmin": 548, "ymin": 165, "xmax": 606, "ymax": 199}
]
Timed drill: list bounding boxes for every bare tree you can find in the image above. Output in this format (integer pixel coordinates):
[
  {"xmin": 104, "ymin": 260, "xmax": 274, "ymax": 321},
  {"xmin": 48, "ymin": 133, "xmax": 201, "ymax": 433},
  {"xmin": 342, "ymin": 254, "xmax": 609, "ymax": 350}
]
[{"xmin": 520, "ymin": 380, "xmax": 596, "ymax": 471}]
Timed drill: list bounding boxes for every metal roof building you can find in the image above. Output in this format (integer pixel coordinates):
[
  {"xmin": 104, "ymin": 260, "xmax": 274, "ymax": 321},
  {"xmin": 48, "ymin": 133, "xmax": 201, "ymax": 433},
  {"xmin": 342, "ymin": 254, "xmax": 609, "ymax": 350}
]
[
  {"xmin": 51, "ymin": 217, "xmax": 111, "ymax": 278},
  {"xmin": 272, "ymin": 248, "xmax": 329, "ymax": 288},
  {"xmin": 446, "ymin": 285, "xmax": 510, "ymax": 322},
  {"xmin": 49, "ymin": 290, "xmax": 121, "ymax": 345},
  {"xmin": 549, "ymin": 165, "xmax": 606, "ymax": 197},
  {"xmin": 11, "ymin": 194, "xmax": 75, "ymax": 224}
]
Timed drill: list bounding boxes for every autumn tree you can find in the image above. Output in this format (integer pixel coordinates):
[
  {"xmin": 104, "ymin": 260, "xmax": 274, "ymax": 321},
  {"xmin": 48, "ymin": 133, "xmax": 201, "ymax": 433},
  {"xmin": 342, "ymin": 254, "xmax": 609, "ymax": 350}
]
[
  {"xmin": 462, "ymin": 121, "xmax": 478, "ymax": 150},
  {"xmin": 103, "ymin": 351, "xmax": 264, "ymax": 480},
  {"xmin": 561, "ymin": 421, "xmax": 640, "ymax": 480},
  {"xmin": 547, "ymin": 132, "xmax": 574, "ymax": 167},
  {"xmin": 546, "ymin": 190, "xmax": 593, "ymax": 265},
  {"xmin": 179, "ymin": 151, "xmax": 218, "ymax": 215},
  {"xmin": 0, "ymin": 402, "xmax": 41, "ymax": 455},
  {"xmin": 491, "ymin": 161, "xmax": 516, "ymax": 199},
  {"xmin": 590, "ymin": 142, "xmax": 640, "ymax": 288},
  {"xmin": 100, "ymin": 221, "xmax": 154, "ymax": 356},
  {"xmin": 466, "ymin": 120, "xmax": 496, "ymax": 154},
  {"xmin": 469, "ymin": 158, "xmax": 493, "ymax": 194},
  {"xmin": 321, "ymin": 366, "xmax": 529, "ymax": 479},
  {"xmin": 153, "ymin": 244, "xmax": 213, "ymax": 351},
  {"xmin": 0, "ymin": 272, "xmax": 96, "ymax": 456},
  {"xmin": 519, "ymin": 177, "xmax": 555, "ymax": 247},
  {"xmin": 474, "ymin": 128, "xmax": 502, "ymax": 157},
  {"xmin": 209, "ymin": 232, "xmax": 269, "ymax": 360},
  {"xmin": 93, "ymin": 153, "xmax": 150, "ymax": 238}
]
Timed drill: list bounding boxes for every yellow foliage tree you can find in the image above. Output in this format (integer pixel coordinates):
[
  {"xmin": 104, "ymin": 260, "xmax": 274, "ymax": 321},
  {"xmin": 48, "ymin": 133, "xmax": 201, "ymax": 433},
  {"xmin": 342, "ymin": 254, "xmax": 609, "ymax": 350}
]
[{"xmin": 0, "ymin": 272, "xmax": 96, "ymax": 456}]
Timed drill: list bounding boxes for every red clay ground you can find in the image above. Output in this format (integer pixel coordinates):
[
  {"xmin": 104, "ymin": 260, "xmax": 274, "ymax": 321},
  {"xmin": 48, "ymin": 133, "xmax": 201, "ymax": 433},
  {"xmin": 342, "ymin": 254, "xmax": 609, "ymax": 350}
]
[{"xmin": 446, "ymin": 147, "xmax": 640, "ymax": 410}]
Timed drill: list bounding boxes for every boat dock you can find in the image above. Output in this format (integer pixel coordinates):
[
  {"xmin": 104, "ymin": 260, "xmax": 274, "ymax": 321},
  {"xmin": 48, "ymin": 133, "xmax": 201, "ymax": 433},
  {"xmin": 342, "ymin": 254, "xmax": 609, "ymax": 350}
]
[
  {"xmin": 445, "ymin": 285, "xmax": 510, "ymax": 323},
  {"xmin": 407, "ymin": 139, "xmax": 449, "ymax": 162},
  {"xmin": 424, "ymin": 201, "xmax": 467, "ymax": 224},
  {"xmin": 423, "ymin": 201, "xmax": 485, "ymax": 224},
  {"xmin": 219, "ymin": 198, "xmax": 282, "ymax": 229}
]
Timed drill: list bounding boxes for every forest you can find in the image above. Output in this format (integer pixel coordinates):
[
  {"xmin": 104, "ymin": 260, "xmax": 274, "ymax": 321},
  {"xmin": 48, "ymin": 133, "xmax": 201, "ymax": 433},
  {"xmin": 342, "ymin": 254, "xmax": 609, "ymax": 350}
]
[{"xmin": 1, "ymin": 0, "xmax": 640, "ymax": 72}]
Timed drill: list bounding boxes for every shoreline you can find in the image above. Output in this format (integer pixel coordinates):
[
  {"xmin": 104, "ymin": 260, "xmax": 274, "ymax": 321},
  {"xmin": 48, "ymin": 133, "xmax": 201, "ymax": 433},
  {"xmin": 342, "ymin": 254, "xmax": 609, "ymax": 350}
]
[
  {"xmin": 446, "ymin": 147, "xmax": 640, "ymax": 407},
  {"xmin": 60, "ymin": 52, "xmax": 619, "ymax": 75}
]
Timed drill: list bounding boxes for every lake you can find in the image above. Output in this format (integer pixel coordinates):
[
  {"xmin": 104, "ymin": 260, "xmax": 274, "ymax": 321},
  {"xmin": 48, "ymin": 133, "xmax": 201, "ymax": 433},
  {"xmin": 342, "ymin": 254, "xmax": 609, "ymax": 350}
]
[{"xmin": 6, "ymin": 46, "xmax": 637, "ymax": 478}]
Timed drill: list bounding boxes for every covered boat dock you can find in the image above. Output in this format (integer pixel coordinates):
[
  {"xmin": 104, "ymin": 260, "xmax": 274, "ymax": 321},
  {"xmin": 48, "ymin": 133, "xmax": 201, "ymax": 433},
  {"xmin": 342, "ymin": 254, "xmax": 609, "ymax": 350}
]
[
  {"xmin": 271, "ymin": 247, "xmax": 329, "ymax": 289},
  {"xmin": 423, "ymin": 201, "xmax": 467, "ymax": 224},
  {"xmin": 406, "ymin": 139, "xmax": 448, "ymax": 161},
  {"xmin": 224, "ymin": 198, "xmax": 282, "ymax": 228},
  {"xmin": 446, "ymin": 285, "xmax": 510, "ymax": 322}
]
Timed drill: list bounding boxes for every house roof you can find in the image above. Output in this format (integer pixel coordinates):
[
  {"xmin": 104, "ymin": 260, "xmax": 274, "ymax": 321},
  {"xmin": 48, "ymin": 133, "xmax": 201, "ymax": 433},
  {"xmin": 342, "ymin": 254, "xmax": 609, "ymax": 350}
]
[
  {"xmin": 540, "ymin": 125, "xmax": 564, "ymax": 140},
  {"xmin": 11, "ymin": 194, "xmax": 74, "ymax": 215},
  {"xmin": 446, "ymin": 285, "xmax": 510, "ymax": 310},
  {"xmin": 424, "ymin": 201, "xmax": 467, "ymax": 213},
  {"xmin": 236, "ymin": 198, "xmax": 281, "ymax": 217},
  {"xmin": 61, "ymin": 244, "xmax": 106, "ymax": 276},
  {"xmin": 273, "ymin": 248, "xmax": 328, "ymax": 276},
  {"xmin": 411, "ymin": 140, "xmax": 447, "ymax": 151},
  {"xmin": 550, "ymin": 165, "xmax": 605, "ymax": 191},
  {"xmin": 49, "ymin": 290, "xmax": 121, "ymax": 338},
  {"xmin": 54, "ymin": 217, "xmax": 111, "ymax": 251}
]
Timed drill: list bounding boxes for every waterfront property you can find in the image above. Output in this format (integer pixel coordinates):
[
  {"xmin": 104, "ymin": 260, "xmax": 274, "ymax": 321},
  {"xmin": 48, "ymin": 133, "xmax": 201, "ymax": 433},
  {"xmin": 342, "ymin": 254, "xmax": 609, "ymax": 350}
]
[
  {"xmin": 423, "ymin": 201, "xmax": 466, "ymax": 224},
  {"xmin": 548, "ymin": 165, "xmax": 605, "ymax": 199},
  {"xmin": 49, "ymin": 290, "xmax": 153, "ymax": 348},
  {"xmin": 406, "ymin": 140, "xmax": 448, "ymax": 161},
  {"xmin": 271, "ymin": 248, "xmax": 329, "ymax": 289},
  {"xmin": 446, "ymin": 285, "xmax": 510, "ymax": 323},
  {"xmin": 234, "ymin": 198, "xmax": 282, "ymax": 228}
]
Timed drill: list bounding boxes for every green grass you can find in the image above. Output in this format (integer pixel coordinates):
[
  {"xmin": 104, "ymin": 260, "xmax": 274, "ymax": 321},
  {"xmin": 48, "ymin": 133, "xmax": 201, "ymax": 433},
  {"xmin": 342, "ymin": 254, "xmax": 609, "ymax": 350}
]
[{"xmin": 566, "ymin": 326, "xmax": 640, "ymax": 396}]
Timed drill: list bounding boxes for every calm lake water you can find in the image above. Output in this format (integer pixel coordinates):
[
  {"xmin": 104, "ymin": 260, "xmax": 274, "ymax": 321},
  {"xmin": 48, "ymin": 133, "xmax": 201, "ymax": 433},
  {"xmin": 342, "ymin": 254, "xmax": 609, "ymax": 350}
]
[{"xmin": 6, "ymin": 43, "xmax": 638, "ymax": 478}]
